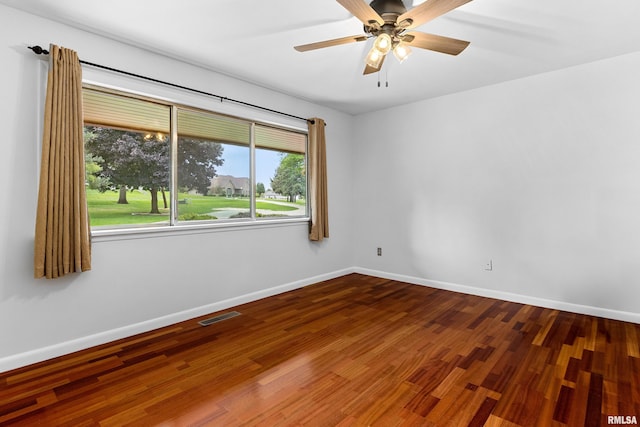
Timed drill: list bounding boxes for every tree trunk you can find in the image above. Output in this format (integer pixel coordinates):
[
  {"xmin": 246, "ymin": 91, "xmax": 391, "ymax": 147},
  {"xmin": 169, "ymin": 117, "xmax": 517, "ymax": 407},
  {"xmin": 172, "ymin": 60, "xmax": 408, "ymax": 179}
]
[
  {"xmin": 161, "ymin": 188, "xmax": 168, "ymax": 209},
  {"xmin": 149, "ymin": 188, "xmax": 160, "ymax": 214},
  {"xmin": 117, "ymin": 186, "xmax": 128, "ymax": 204}
]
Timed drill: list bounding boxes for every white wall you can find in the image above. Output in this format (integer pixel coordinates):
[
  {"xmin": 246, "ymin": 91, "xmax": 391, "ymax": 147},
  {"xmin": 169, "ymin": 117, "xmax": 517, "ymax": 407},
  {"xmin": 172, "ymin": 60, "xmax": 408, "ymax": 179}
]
[
  {"xmin": 3, "ymin": 3, "xmax": 640, "ymax": 374},
  {"xmin": 354, "ymin": 51, "xmax": 640, "ymax": 321},
  {"xmin": 0, "ymin": 5, "xmax": 355, "ymax": 372}
]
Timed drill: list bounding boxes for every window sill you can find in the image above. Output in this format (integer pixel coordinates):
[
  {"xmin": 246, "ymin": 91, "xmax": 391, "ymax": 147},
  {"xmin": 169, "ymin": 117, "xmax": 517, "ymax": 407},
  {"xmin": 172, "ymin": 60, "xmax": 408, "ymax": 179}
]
[{"xmin": 91, "ymin": 217, "xmax": 310, "ymax": 243}]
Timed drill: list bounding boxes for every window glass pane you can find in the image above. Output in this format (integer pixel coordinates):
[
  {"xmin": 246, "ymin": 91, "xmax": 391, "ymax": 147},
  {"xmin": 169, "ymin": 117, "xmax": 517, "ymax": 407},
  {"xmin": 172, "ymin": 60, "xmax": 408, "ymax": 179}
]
[
  {"xmin": 84, "ymin": 126, "xmax": 171, "ymax": 228},
  {"xmin": 256, "ymin": 148, "xmax": 307, "ymax": 218},
  {"xmin": 177, "ymin": 109, "xmax": 251, "ymax": 221},
  {"xmin": 83, "ymin": 86, "xmax": 309, "ymax": 231}
]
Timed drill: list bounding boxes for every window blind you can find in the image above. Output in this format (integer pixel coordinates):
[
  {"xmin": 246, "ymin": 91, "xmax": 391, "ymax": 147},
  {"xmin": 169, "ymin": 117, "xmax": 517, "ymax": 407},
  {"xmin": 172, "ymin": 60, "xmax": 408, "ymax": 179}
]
[
  {"xmin": 83, "ymin": 88, "xmax": 170, "ymax": 134},
  {"xmin": 83, "ymin": 87, "xmax": 305, "ymax": 152},
  {"xmin": 255, "ymin": 124, "xmax": 306, "ymax": 154},
  {"xmin": 177, "ymin": 108, "xmax": 250, "ymax": 146}
]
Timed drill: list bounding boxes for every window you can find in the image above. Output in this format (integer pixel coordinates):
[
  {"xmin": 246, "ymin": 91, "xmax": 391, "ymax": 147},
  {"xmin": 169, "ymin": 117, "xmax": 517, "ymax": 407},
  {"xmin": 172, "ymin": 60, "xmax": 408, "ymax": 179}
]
[{"xmin": 83, "ymin": 86, "xmax": 308, "ymax": 231}]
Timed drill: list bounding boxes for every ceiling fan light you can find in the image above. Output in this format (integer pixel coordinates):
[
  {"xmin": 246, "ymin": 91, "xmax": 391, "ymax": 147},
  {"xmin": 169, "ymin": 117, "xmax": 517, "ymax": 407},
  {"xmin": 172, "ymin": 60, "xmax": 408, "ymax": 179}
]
[
  {"xmin": 365, "ymin": 46, "xmax": 385, "ymax": 69},
  {"xmin": 373, "ymin": 33, "xmax": 392, "ymax": 55},
  {"xmin": 393, "ymin": 43, "xmax": 412, "ymax": 63}
]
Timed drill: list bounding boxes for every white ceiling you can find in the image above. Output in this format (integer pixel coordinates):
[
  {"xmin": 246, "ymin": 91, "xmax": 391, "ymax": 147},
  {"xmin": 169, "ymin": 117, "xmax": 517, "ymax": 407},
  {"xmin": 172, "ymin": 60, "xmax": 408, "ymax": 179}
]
[{"xmin": 3, "ymin": 0, "xmax": 640, "ymax": 115}]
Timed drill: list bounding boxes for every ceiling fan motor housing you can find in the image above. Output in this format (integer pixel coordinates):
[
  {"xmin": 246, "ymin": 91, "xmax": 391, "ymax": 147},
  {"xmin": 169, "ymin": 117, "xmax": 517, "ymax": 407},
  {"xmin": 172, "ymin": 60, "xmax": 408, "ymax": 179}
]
[
  {"xmin": 369, "ymin": 0, "xmax": 407, "ymax": 18},
  {"xmin": 366, "ymin": 0, "xmax": 410, "ymax": 41}
]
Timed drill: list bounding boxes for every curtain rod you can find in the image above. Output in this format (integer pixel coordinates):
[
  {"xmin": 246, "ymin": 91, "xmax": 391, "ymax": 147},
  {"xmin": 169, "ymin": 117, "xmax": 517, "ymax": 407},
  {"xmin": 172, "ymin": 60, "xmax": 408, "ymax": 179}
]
[{"xmin": 28, "ymin": 45, "xmax": 318, "ymax": 125}]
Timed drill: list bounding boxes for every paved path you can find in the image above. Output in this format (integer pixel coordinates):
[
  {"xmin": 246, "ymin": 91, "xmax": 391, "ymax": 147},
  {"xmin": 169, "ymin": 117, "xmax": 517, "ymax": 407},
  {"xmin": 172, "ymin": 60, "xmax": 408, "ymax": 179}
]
[{"xmin": 211, "ymin": 199, "xmax": 305, "ymax": 219}]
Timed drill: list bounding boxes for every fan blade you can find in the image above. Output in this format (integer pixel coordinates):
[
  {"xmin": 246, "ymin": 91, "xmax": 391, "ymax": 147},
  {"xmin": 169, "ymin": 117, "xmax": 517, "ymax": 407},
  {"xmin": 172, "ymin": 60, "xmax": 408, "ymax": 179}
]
[
  {"xmin": 405, "ymin": 31, "xmax": 470, "ymax": 55},
  {"xmin": 294, "ymin": 35, "xmax": 368, "ymax": 52},
  {"xmin": 363, "ymin": 55, "xmax": 386, "ymax": 75},
  {"xmin": 337, "ymin": 0, "xmax": 384, "ymax": 25},
  {"xmin": 398, "ymin": 0, "xmax": 472, "ymax": 29}
]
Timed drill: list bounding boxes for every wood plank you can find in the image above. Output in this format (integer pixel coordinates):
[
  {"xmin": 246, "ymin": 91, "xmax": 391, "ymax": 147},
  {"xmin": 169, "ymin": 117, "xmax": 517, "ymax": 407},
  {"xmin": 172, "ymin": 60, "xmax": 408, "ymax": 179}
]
[
  {"xmin": 1, "ymin": 273, "xmax": 638, "ymax": 426},
  {"xmin": 585, "ymin": 372, "xmax": 604, "ymax": 427}
]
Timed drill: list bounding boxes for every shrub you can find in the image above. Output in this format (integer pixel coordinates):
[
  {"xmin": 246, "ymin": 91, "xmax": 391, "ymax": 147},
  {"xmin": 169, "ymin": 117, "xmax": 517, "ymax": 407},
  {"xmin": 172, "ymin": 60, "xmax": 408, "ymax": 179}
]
[{"xmin": 178, "ymin": 212, "xmax": 217, "ymax": 221}]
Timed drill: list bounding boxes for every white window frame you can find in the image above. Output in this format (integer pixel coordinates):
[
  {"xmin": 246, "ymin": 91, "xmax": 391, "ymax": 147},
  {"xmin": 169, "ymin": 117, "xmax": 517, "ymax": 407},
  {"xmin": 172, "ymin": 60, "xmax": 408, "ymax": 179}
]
[{"xmin": 83, "ymin": 84, "xmax": 310, "ymax": 240}]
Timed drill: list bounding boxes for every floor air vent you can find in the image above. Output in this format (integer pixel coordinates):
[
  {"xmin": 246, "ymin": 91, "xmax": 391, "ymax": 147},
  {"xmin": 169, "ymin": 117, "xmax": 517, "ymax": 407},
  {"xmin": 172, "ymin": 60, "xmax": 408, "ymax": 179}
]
[{"xmin": 198, "ymin": 311, "xmax": 241, "ymax": 326}]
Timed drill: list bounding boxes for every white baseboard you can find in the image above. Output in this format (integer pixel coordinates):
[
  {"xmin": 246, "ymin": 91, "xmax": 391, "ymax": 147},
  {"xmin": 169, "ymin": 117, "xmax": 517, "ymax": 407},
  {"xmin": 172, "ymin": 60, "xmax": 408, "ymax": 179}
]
[
  {"xmin": 354, "ymin": 267, "xmax": 640, "ymax": 324},
  {"xmin": 4, "ymin": 266, "xmax": 639, "ymax": 373},
  {"xmin": 0, "ymin": 268, "xmax": 354, "ymax": 374}
]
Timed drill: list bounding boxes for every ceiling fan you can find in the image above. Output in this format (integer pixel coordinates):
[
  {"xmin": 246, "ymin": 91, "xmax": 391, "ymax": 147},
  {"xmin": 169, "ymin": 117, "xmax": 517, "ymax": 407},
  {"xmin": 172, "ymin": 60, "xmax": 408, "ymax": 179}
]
[{"xmin": 294, "ymin": 0, "xmax": 473, "ymax": 75}]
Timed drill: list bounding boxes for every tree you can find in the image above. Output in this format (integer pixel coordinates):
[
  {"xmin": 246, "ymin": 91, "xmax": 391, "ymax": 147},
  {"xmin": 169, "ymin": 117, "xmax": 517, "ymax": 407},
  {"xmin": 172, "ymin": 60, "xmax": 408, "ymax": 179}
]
[
  {"xmin": 85, "ymin": 126, "xmax": 224, "ymax": 213},
  {"xmin": 177, "ymin": 138, "xmax": 224, "ymax": 195},
  {"xmin": 256, "ymin": 182, "xmax": 265, "ymax": 197},
  {"xmin": 271, "ymin": 153, "xmax": 305, "ymax": 203},
  {"xmin": 85, "ymin": 127, "xmax": 149, "ymax": 205},
  {"xmin": 84, "ymin": 152, "xmax": 109, "ymax": 190}
]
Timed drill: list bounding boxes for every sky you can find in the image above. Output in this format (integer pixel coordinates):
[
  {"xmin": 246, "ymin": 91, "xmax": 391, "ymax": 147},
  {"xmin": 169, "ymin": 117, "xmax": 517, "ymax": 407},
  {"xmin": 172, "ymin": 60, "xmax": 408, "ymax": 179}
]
[{"xmin": 215, "ymin": 144, "xmax": 283, "ymax": 190}]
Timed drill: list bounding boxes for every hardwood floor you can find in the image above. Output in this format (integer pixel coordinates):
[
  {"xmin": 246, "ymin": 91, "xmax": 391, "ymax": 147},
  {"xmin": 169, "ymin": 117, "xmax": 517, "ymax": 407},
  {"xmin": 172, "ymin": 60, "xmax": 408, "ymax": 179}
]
[{"xmin": 1, "ymin": 274, "xmax": 639, "ymax": 426}]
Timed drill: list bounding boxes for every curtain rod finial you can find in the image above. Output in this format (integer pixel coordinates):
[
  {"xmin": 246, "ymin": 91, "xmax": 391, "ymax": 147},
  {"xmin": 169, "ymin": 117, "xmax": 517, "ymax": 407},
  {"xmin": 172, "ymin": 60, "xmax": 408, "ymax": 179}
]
[
  {"xmin": 28, "ymin": 45, "xmax": 49, "ymax": 55},
  {"xmin": 307, "ymin": 118, "xmax": 327, "ymax": 127}
]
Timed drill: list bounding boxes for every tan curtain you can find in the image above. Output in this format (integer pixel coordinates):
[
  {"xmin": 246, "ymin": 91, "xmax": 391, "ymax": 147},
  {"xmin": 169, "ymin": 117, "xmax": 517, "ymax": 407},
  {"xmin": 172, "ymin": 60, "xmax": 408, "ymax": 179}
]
[
  {"xmin": 308, "ymin": 118, "xmax": 329, "ymax": 241},
  {"xmin": 34, "ymin": 45, "xmax": 91, "ymax": 279}
]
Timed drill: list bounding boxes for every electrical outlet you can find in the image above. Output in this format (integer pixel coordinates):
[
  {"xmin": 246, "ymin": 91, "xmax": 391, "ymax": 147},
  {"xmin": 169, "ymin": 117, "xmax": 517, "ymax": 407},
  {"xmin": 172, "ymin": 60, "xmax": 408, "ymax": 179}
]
[
  {"xmin": 485, "ymin": 260, "xmax": 493, "ymax": 271},
  {"xmin": 377, "ymin": 247, "xmax": 382, "ymax": 256}
]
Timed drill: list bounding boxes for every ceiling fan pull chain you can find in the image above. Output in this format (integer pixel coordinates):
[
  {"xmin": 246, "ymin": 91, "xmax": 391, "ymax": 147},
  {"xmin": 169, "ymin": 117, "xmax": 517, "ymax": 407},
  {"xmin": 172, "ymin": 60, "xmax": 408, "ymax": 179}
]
[{"xmin": 376, "ymin": 69, "xmax": 389, "ymax": 88}]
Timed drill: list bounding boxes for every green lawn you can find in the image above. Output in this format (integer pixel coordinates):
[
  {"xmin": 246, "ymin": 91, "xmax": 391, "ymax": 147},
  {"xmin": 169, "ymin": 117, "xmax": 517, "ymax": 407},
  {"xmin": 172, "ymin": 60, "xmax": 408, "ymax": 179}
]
[{"xmin": 86, "ymin": 189, "xmax": 301, "ymax": 227}]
